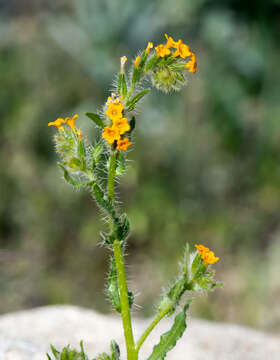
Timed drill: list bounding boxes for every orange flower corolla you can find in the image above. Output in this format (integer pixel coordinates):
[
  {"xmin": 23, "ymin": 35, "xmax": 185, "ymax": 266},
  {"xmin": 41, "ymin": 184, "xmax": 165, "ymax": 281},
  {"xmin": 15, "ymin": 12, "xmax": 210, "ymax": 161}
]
[
  {"xmin": 102, "ymin": 126, "xmax": 120, "ymax": 144},
  {"xmin": 145, "ymin": 41, "xmax": 153, "ymax": 54},
  {"xmin": 195, "ymin": 244, "xmax": 219, "ymax": 265},
  {"xmin": 173, "ymin": 40, "xmax": 191, "ymax": 59},
  {"xmin": 155, "ymin": 44, "xmax": 171, "ymax": 58},
  {"xmin": 105, "ymin": 102, "xmax": 124, "ymax": 121},
  {"xmin": 65, "ymin": 114, "xmax": 79, "ymax": 130},
  {"xmin": 165, "ymin": 34, "xmax": 178, "ymax": 49},
  {"xmin": 185, "ymin": 53, "xmax": 197, "ymax": 73},
  {"xmin": 134, "ymin": 56, "xmax": 141, "ymax": 68},
  {"xmin": 48, "ymin": 118, "xmax": 65, "ymax": 130},
  {"xmin": 116, "ymin": 137, "xmax": 132, "ymax": 151},
  {"xmin": 113, "ymin": 117, "xmax": 130, "ymax": 135}
]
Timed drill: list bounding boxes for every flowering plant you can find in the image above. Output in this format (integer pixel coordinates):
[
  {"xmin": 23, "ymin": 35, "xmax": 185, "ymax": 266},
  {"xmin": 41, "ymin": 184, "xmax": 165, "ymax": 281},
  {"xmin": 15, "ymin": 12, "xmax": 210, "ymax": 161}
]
[{"xmin": 47, "ymin": 34, "xmax": 221, "ymax": 360}]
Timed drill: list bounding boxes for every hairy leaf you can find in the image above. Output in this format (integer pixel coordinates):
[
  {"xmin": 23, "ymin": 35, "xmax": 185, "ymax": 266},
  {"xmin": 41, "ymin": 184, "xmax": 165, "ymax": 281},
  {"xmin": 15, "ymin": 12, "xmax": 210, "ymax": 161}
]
[
  {"xmin": 126, "ymin": 89, "xmax": 150, "ymax": 111},
  {"xmin": 147, "ymin": 302, "xmax": 190, "ymax": 360},
  {"xmin": 118, "ymin": 73, "xmax": 127, "ymax": 97},
  {"xmin": 85, "ymin": 112, "xmax": 105, "ymax": 129},
  {"xmin": 58, "ymin": 163, "xmax": 94, "ymax": 187}
]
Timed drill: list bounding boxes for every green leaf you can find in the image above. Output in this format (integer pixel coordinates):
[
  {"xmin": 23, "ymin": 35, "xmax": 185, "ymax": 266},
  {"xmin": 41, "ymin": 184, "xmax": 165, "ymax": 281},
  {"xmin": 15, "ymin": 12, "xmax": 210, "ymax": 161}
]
[
  {"xmin": 93, "ymin": 142, "xmax": 103, "ymax": 162},
  {"xmin": 145, "ymin": 55, "xmax": 159, "ymax": 71},
  {"xmin": 126, "ymin": 89, "xmax": 150, "ymax": 111},
  {"xmin": 116, "ymin": 213, "xmax": 130, "ymax": 242},
  {"xmin": 110, "ymin": 340, "xmax": 120, "ymax": 360},
  {"xmin": 107, "ymin": 258, "xmax": 121, "ymax": 313},
  {"xmin": 58, "ymin": 163, "xmax": 94, "ymax": 187},
  {"xmin": 129, "ymin": 116, "xmax": 136, "ymax": 133},
  {"xmin": 116, "ymin": 151, "xmax": 127, "ymax": 176},
  {"xmin": 147, "ymin": 302, "xmax": 190, "ymax": 360},
  {"xmin": 158, "ymin": 278, "xmax": 186, "ymax": 316},
  {"xmin": 118, "ymin": 73, "xmax": 127, "ymax": 97},
  {"xmin": 85, "ymin": 112, "xmax": 105, "ymax": 129}
]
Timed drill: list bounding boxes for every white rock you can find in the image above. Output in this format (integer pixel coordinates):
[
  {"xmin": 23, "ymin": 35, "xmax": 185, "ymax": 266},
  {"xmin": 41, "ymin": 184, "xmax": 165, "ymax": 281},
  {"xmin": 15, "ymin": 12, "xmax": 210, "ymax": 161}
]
[{"xmin": 0, "ymin": 305, "xmax": 279, "ymax": 360}]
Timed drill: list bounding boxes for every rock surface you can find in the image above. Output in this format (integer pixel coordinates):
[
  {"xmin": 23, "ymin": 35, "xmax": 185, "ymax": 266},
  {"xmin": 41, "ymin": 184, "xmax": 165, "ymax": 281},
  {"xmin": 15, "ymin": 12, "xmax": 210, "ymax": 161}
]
[{"xmin": 0, "ymin": 305, "xmax": 279, "ymax": 360}]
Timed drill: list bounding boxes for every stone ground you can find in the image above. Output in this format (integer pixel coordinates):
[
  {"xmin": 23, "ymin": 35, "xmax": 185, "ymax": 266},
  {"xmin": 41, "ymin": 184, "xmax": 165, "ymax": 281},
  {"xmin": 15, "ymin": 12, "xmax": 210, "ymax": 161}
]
[{"xmin": 0, "ymin": 305, "xmax": 279, "ymax": 360}]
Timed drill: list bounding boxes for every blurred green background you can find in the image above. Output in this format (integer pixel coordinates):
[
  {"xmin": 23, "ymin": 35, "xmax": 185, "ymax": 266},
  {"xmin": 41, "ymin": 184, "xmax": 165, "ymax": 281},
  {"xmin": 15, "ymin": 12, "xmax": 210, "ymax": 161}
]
[{"xmin": 1, "ymin": 0, "xmax": 280, "ymax": 332}]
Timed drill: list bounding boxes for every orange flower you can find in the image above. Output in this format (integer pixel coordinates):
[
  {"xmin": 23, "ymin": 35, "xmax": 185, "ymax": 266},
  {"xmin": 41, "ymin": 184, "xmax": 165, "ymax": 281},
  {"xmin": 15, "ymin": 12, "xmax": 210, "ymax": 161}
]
[
  {"xmin": 113, "ymin": 117, "xmax": 130, "ymax": 135},
  {"xmin": 185, "ymin": 52, "xmax": 197, "ymax": 73},
  {"xmin": 65, "ymin": 114, "xmax": 79, "ymax": 130},
  {"xmin": 173, "ymin": 40, "xmax": 191, "ymax": 59},
  {"xmin": 116, "ymin": 137, "xmax": 132, "ymax": 151},
  {"xmin": 102, "ymin": 126, "xmax": 120, "ymax": 144},
  {"xmin": 105, "ymin": 102, "xmax": 124, "ymax": 121},
  {"xmin": 145, "ymin": 41, "xmax": 153, "ymax": 54},
  {"xmin": 48, "ymin": 118, "xmax": 65, "ymax": 131},
  {"xmin": 165, "ymin": 34, "xmax": 178, "ymax": 49},
  {"xmin": 155, "ymin": 44, "xmax": 171, "ymax": 58},
  {"xmin": 195, "ymin": 244, "xmax": 219, "ymax": 266}
]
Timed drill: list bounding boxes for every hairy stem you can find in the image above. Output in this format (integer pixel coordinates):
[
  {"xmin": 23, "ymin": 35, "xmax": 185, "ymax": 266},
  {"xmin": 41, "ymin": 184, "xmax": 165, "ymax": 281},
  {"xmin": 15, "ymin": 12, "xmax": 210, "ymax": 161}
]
[
  {"xmin": 113, "ymin": 240, "xmax": 137, "ymax": 360},
  {"xmin": 107, "ymin": 152, "xmax": 116, "ymax": 202},
  {"xmin": 135, "ymin": 304, "xmax": 173, "ymax": 353}
]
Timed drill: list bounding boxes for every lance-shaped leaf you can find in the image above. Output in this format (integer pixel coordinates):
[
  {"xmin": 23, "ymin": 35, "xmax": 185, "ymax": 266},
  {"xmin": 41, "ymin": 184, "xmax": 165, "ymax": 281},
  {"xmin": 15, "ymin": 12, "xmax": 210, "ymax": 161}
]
[
  {"xmin": 107, "ymin": 258, "xmax": 121, "ymax": 312},
  {"xmin": 92, "ymin": 183, "xmax": 117, "ymax": 221},
  {"xmin": 58, "ymin": 163, "xmax": 94, "ymax": 187},
  {"xmin": 126, "ymin": 89, "xmax": 150, "ymax": 111},
  {"xmin": 118, "ymin": 73, "xmax": 127, "ymax": 97},
  {"xmin": 85, "ymin": 112, "xmax": 105, "ymax": 129},
  {"xmin": 129, "ymin": 116, "xmax": 136, "ymax": 133},
  {"xmin": 116, "ymin": 151, "xmax": 127, "ymax": 176},
  {"xmin": 147, "ymin": 301, "xmax": 191, "ymax": 360}
]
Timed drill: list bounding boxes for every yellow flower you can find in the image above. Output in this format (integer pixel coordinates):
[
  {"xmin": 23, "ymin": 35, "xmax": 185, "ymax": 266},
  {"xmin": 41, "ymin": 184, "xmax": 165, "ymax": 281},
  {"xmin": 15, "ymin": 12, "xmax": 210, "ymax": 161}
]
[
  {"xmin": 173, "ymin": 40, "xmax": 191, "ymax": 58},
  {"xmin": 65, "ymin": 114, "xmax": 79, "ymax": 130},
  {"xmin": 155, "ymin": 44, "xmax": 171, "ymax": 58},
  {"xmin": 48, "ymin": 118, "xmax": 65, "ymax": 131},
  {"xmin": 102, "ymin": 126, "xmax": 120, "ymax": 144},
  {"xmin": 164, "ymin": 34, "xmax": 178, "ymax": 49},
  {"xmin": 116, "ymin": 137, "xmax": 132, "ymax": 151},
  {"xmin": 185, "ymin": 52, "xmax": 197, "ymax": 73},
  {"xmin": 113, "ymin": 117, "xmax": 130, "ymax": 135},
  {"xmin": 195, "ymin": 244, "xmax": 219, "ymax": 266},
  {"xmin": 134, "ymin": 56, "xmax": 141, "ymax": 68},
  {"xmin": 76, "ymin": 129, "xmax": 82, "ymax": 140},
  {"xmin": 145, "ymin": 41, "xmax": 153, "ymax": 53},
  {"xmin": 105, "ymin": 102, "xmax": 124, "ymax": 121}
]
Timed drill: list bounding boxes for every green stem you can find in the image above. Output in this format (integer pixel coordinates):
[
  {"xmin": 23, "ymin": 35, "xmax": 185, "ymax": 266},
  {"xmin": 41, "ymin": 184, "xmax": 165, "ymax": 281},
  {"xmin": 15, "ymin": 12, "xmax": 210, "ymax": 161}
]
[
  {"xmin": 107, "ymin": 152, "xmax": 116, "ymax": 202},
  {"xmin": 113, "ymin": 240, "xmax": 137, "ymax": 360},
  {"xmin": 136, "ymin": 305, "xmax": 173, "ymax": 353}
]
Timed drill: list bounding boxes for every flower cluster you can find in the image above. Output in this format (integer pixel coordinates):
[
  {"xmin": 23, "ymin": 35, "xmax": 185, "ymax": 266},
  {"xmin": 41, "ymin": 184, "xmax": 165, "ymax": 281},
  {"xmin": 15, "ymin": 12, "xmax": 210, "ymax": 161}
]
[
  {"xmin": 102, "ymin": 95, "xmax": 132, "ymax": 151},
  {"xmin": 195, "ymin": 244, "xmax": 220, "ymax": 265},
  {"xmin": 48, "ymin": 114, "xmax": 82, "ymax": 139},
  {"xmin": 155, "ymin": 34, "xmax": 197, "ymax": 73}
]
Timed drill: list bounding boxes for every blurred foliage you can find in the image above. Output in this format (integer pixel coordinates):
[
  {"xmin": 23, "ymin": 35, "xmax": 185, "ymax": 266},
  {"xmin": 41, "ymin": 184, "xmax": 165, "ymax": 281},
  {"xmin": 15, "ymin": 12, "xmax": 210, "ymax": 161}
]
[{"xmin": 0, "ymin": 0, "xmax": 280, "ymax": 332}]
